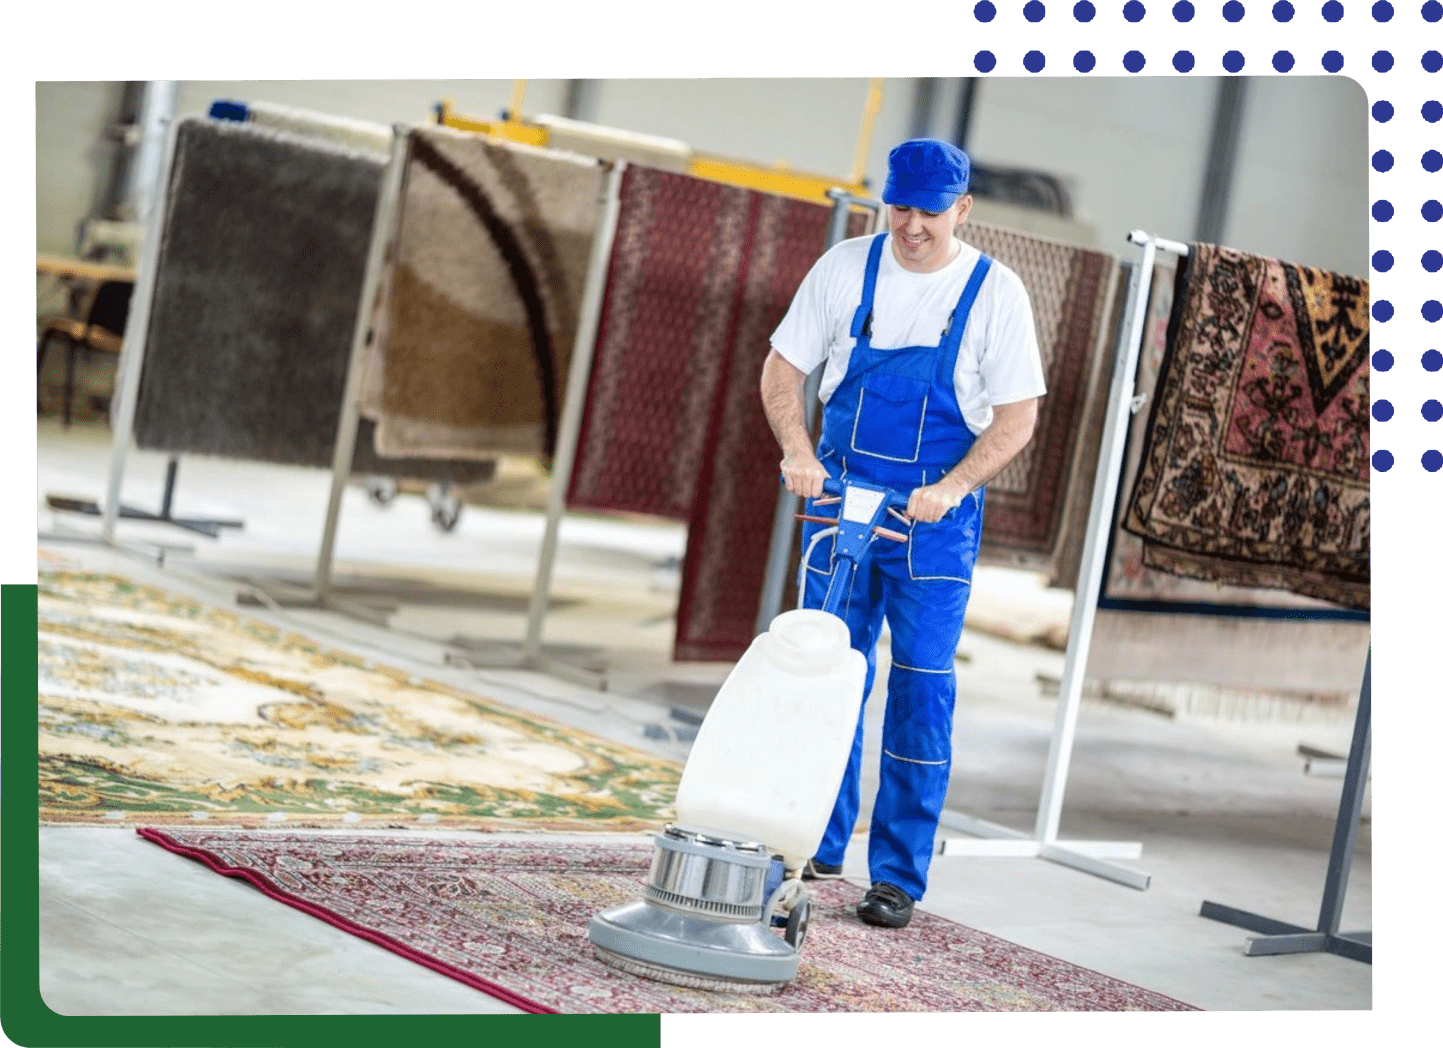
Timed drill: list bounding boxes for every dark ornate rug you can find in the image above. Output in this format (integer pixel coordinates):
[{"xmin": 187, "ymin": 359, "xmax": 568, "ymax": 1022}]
[
  {"xmin": 1122, "ymin": 243, "xmax": 1370, "ymax": 609},
  {"xmin": 958, "ymin": 222, "xmax": 1121, "ymax": 589},
  {"xmin": 138, "ymin": 830, "xmax": 1198, "ymax": 1014}
]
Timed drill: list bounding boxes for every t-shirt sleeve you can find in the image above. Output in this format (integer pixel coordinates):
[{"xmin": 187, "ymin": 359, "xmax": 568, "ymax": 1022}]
[
  {"xmin": 770, "ymin": 251, "xmax": 840, "ymax": 377},
  {"xmin": 978, "ymin": 267, "xmax": 1047, "ymax": 406}
]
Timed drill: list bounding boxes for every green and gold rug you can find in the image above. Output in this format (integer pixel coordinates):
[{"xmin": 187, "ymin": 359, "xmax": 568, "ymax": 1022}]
[{"xmin": 37, "ymin": 571, "xmax": 680, "ymax": 830}]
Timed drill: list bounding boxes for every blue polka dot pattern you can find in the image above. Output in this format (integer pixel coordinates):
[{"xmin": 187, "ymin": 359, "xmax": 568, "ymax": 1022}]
[
  {"xmin": 1223, "ymin": 0, "xmax": 1246, "ymax": 20},
  {"xmin": 1373, "ymin": 51, "xmax": 1395, "ymax": 72},
  {"xmin": 1424, "ymin": 51, "xmax": 1443, "ymax": 73},
  {"xmin": 1425, "ymin": 301, "xmax": 1443, "ymax": 322},
  {"xmin": 974, "ymin": 50, "xmax": 997, "ymax": 72},
  {"xmin": 1373, "ymin": 199, "xmax": 1395, "ymax": 221},
  {"xmin": 1124, "ymin": 50, "xmax": 1147, "ymax": 72},
  {"xmin": 1073, "ymin": 0, "xmax": 1096, "ymax": 20},
  {"xmin": 974, "ymin": 1, "xmax": 996, "ymax": 20},
  {"xmin": 1425, "ymin": 200, "xmax": 1443, "ymax": 222},
  {"xmin": 1273, "ymin": 0, "xmax": 1295, "ymax": 18},
  {"xmin": 1224, "ymin": 50, "xmax": 1247, "ymax": 71},
  {"xmin": 1024, "ymin": 1, "xmax": 1047, "ymax": 20},
  {"xmin": 1373, "ymin": 399, "xmax": 1395, "ymax": 421},
  {"xmin": 1373, "ymin": 150, "xmax": 1395, "ymax": 171},
  {"xmin": 1074, "ymin": 50, "xmax": 1097, "ymax": 72},
  {"xmin": 1124, "ymin": 0, "xmax": 1147, "ymax": 20},
  {"xmin": 1175, "ymin": 51, "xmax": 1196, "ymax": 72},
  {"xmin": 1373, "ymin": 349, "xmax": 1395, "ymax": 371},
  {"xmin": 1371, "ymin": 0, "xmax": 1393, "ymax": 18},
  {"xmin": 1324, "ymin": 51, "xmax": 1345, "ymax": 72},
  {"xmin": 1322, "ymin": 0, "xmax": 1344, "ymax": 20},
  {"xmin": 1424, "ymin": 101, "xmax": 1443, "ymax": 122},
  {"xmin": 1372, "ymin": 100, "xmax": 1394, "ymax": 121},
  {"xmin": 1424, "ymin": 150, "xmax": 1443, "ymax": 172},
  {"xmin": 1424, "ymin": 251, "xmax": 1443, "ymax": 272},
  {"xmin": 1424, "ymin": 349, "xmax": 1443, "ymax": 371},
  {"xmin": 1172, "ymin": 1, "xmax": 1195, "ymax": 18},
  {"xmin": 1025, "ymin": 50, "xmax": 1047, "ymax": 72},
  {"xmin": 1276, "ymin": 51, "xmax": 1297, "ymax": 71},
  {"xmin": 1373, "ymin": 250, "xmax": 1395, "ymax": 271},
  {"xmin": 1426, "ymin": 0, "xmax": 1443, "ymax": 21},
  {"xmin": 1374, "ymin": 300, "xmax": 1395, "ymax": 321},
  {"xmin": 1425, "ymin": 450, "xmax": 1443, "ymax": 472},
  {"xmin": 1373, "ymin": 450, "xmax": 1395, "ymax": 472},
  {"xmin": 1424, "ymin": 400, "xmax": 1443, "ymax": 422}
]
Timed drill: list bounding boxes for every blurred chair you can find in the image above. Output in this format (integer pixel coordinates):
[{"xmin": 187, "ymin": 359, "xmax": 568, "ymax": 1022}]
[{"xmin": 37, "ymin": 278, "xmax": 133, "ymax": 426}]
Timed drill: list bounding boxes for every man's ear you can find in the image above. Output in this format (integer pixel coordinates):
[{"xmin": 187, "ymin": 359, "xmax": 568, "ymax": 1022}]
[{"xmin": 953, "ymin": 194, "xmax": 975, "ymax": 229}]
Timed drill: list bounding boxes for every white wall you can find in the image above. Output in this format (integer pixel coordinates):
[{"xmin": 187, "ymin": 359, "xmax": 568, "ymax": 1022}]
[
  {"xmin": 1222, "ymin": 76, "xmax": 1369, "ymax": 277},
  {"xmin": 35, "ymin": 76, "xmax": 1368, "ymax": 275}
]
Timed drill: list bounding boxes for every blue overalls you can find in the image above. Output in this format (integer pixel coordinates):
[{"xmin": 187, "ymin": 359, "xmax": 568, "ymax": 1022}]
[{"xmin": 802, "ymin": 232, "xmax": 992, "ymax": 902}]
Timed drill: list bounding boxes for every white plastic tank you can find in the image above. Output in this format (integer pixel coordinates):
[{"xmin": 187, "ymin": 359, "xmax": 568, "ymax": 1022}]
[{"xmin": 673, "ymin": 608, "xmax": 867, "ymax": 864}]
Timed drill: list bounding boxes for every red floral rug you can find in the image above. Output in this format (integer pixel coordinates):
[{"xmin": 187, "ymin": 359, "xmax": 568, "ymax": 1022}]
[
  {"xmin": 138, "ymin": 829, "xmax": 1196, "ymax": 1014},
  {"xmin": 1123, "ymin": 243, "xmax": 1370, "ymax": 609}
]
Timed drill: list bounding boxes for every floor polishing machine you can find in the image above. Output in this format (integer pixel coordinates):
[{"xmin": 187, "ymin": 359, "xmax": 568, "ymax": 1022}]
[{"xmin": 587, "ymin": 476, "xmax": 911, "ymax": 993}]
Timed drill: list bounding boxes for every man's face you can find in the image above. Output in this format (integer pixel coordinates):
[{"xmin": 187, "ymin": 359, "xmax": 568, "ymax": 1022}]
[{"xmin": 887, "ymin": 195, "xmax": 973, "ymax": 273}]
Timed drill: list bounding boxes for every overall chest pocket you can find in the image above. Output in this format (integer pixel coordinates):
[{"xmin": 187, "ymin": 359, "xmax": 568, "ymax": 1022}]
[{"xmin": 849, "ymin": 370, "xmax": 930, "ymax": 463}]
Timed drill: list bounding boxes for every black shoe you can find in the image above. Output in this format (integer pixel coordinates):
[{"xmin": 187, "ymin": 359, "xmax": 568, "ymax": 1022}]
[
  {"xmin": 801, "ymin": 858, "xmax": 844, "ymax": 881},
  {"xmin": 857, "ymin": 882, "xmax": 914, "ymax": 928}
]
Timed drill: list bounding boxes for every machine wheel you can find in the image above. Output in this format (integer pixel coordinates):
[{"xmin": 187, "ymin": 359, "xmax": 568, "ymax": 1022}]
[
  {"xmin": 367, "ymin": 477, "xmax": 398, "ymax": 506},
  {"xmin": 784, "ymin": 897, "xmax": 810, "ymax": 950},
  {"xmin": 428, "ymin": 484, "xmax": 462, "ymax": 532}
]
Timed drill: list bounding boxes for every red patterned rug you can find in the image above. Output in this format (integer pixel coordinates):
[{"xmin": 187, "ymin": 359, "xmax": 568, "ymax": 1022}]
[
  {"xmin": 958, "ymin": 222, "xmax": 1121, "ymax": 589},
  {"xmin": 138, "ymin": 830, "xmax": 1197, "ymax": 1014},
  {"xmin": 565, "ymin": 165, "xmax": 868, "ymax": 659},
  {"xmin": 1123, "ymin": 244, "xmax": 1370, "ymax": 609}
]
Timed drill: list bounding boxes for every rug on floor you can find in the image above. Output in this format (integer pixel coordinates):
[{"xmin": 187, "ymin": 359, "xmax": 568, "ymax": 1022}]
[
  {"xmin": 1122, "ymin": 243, "xmax": 1370, "ymax": 610},
  {"xmin": 138, "ymin": 830, "xmax": 1199, "ymax": 1014},
  {"xmin": 37, "ymin": 571, "xmax": 679, "ymax": 829},
  {"xmin": 363, "ymin": 128, "xmax": 605, "ymax": 461},
  {"xmin": 1100, "ymin": 258, "xmax": 1352, "ymax": 615}
]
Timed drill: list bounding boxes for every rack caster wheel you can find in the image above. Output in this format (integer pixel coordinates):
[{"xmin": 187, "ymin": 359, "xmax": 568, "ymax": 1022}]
[
  {"xmin": 367, "ymin": 477, "xmax": 398, "ymax": 506},
  {"xmin": 427, "ymin": 484, "xmax": 461, "ymax": 532}
]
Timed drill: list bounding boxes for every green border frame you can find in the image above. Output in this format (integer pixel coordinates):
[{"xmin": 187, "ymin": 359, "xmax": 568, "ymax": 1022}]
[{"xmin": 11, "ymin": 2, "xmax": 1425, "ymax": 1045}]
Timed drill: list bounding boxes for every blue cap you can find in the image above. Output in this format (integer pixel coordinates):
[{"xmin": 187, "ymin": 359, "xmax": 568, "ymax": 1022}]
[{"xmin": 882, "ymin": 138, "xmax": 971, "ymax": 211}]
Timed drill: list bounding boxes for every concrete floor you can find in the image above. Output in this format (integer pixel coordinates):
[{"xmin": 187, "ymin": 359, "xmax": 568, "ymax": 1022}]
[{"xmin": 32, "ymin": 419, "xmax": 1373, "ymax": 1017}]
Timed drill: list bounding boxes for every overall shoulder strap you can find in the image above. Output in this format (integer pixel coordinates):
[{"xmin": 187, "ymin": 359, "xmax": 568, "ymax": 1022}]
[
  {"xmin": 939, "ymin": 253, "xmax": 993, "ymax": 379},
  {"xmin": 848, "ymin": 233, "xmax": 889, "ymax": 340}
]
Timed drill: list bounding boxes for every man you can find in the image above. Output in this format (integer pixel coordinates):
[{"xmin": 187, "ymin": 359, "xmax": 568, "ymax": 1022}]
[{"xmin": 760, "ymin": 138, "xmax": 1045, "ymax": 928}]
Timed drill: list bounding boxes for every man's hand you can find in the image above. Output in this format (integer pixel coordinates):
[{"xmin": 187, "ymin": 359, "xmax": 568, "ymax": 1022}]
[
  {"xmin": 906, "ymin": 479, "xmax": 965, "ymax": 523},
  {"xmin": 781, "ymin": 448, "xmax": 829, "ymax": 499}
]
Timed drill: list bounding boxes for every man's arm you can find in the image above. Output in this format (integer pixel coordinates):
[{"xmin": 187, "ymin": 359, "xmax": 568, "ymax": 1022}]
[
  {"xmin": 906, "ymin": 397, "xmax": 1039, "ymax": 522},
  {"xmin": 760, "ymin": 349, "xmax": 829, "ymax": 499}
]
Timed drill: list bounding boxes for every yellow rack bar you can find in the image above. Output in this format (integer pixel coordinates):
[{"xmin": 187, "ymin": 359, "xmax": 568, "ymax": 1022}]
[{"xmin": 433, "ymin": 89, "xmax": 873, "ymax": 205}]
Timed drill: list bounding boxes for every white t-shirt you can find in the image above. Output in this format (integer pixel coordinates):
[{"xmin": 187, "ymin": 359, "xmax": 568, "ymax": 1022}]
[{"xmin": 770, "ymin": 232, "xmax": 1046, "ymax": 435}]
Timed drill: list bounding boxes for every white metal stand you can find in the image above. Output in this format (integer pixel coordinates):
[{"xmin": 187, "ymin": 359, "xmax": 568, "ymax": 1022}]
[
  {"xmin": 441, "ymin": 159, "xmax": 628, "ymax": 691},
  {"xmin": 235, "ymin": 125, "xmax": 413, "ymax": 626},
  {"xmin": 936, "ymin": 229, "xmax": 1193, "ymax": 890},
  {"xmin": 38, "ymin": 114, "xmax": 205, "ymax": 567}
]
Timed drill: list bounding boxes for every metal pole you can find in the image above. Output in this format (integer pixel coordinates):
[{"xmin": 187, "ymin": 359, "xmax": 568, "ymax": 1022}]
[
  {"xmin": 313, "ymin": 125, "xmax": 409, "ymax": 601},
  {"xmin": 1316, "ymin": 648, "xmax": 1370, "ymax": 936},
  {"xmin": 102, "ymin": 115, "xmax": 182, "ymax": 542},
  {"xmin": 754, "ymin": 190, "xmax": 880, "ymax": 634},
  {"xmin": 522, "ymin": 161, "xmax": 628, "ymax": 662},
  {"xmin": 1032, "ymin": 231, "xmax": 1183, "ymax": 844},
  {"xmin": 1195, "ymin": 78, "xmax": 1248, "ymax": 244}
]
